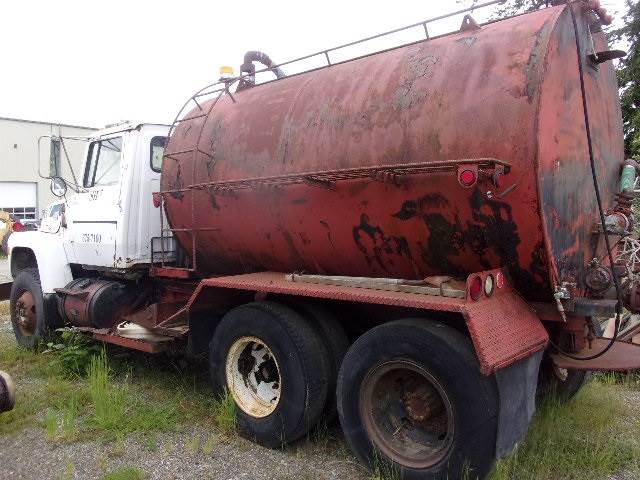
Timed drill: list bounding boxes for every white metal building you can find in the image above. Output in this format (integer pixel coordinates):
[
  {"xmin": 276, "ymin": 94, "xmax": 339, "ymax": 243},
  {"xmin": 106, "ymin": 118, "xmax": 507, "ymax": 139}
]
[{"xmin": 0, "ymin": 117, "xmax": 96, "ymax": 223}]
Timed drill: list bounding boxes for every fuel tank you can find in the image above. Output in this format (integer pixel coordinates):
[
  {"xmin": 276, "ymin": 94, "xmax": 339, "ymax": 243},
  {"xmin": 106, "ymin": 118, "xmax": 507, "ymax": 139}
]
[{"xmin": 161, "ymin": 3, "xmax": 624, "ymax": 302}]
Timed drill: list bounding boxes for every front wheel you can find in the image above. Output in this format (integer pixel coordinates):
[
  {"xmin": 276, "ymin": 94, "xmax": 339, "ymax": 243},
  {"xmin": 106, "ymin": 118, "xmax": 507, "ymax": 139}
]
[
  {"xmin": 337, "ymin": 319, "xmax": 499, "ymax": 480},
  {"xmin": 9, "ymin": 268, "xmax": 50, "ymax": 349}
]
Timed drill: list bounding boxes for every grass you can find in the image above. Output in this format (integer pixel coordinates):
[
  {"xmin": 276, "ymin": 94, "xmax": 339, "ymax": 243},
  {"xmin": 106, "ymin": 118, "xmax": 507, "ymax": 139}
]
[
  {"xmin": 0, "ymin": 313, "xmax": 238, "ymax": 443},
  {"xmin": 490, "ymin": 379, "xmax": 640, "ymax": 480},
  {"xmin": 211, "ymin": 389, "xmax": 237, "ymax": 436},
  {"xmin": 101, "ymin": 467, "xmax": 146, "ymax": 480}
]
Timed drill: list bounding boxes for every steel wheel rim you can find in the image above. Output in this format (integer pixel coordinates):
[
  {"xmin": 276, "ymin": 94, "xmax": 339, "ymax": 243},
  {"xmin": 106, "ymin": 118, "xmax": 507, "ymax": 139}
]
[
  {"xmin": 226, "ymin": 336, "xmax": 282, "ymax": 418},
  {"xmin": 15, "ymin": 290, "xmax": 36, "ymax": 337},
  {"xmin": 359, "ymin": 360, "xmax": 454, "ymax": 469}
]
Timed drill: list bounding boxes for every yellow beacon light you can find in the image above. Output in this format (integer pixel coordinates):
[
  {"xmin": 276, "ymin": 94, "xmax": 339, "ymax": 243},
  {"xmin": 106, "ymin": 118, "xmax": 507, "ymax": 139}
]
[{"xmin": 219, "ymin": 66, "xmax": 234, "ymax": 80}]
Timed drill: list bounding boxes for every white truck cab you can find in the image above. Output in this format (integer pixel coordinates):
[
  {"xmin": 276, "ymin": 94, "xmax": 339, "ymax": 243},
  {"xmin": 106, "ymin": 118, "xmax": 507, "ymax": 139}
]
[{"xmin": 7, "ymin": 122, "xmax": 170, "ymax": 294}]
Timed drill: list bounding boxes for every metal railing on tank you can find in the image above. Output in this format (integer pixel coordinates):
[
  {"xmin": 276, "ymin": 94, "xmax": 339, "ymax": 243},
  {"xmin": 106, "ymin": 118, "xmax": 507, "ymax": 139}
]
[{"xmin": 153, "ymin": 0, "xmax": 506, "ymax": 275}]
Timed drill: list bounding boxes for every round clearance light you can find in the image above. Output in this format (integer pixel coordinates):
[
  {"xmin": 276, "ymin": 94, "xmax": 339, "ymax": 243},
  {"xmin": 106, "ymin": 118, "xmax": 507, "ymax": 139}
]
[
  {"xmin": 495, "ymin": 272, "xmax": 505, "ymax": 289},
  {"xmin": 469, "ymin": 276, "xmax": 483, "ymax": 301},
  {"xmin": 459, "ymin": 169, "xmax": 477, "ymax": 187},
  {"xmin": 484, "ymin": 275, "xmax": 495, "ymax": 297}
]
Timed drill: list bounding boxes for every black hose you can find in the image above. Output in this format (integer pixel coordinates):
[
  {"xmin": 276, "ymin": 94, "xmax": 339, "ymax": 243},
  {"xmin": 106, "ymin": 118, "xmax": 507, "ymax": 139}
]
[
  {"xmin": 237, "ymin": 50, "xmax": 286, "ymax": 91},
  {"xmin": 549, "ymin": 1, "xmax": 621, "ymax": 361},
  {"xmin": 242, "ymin": 51, "xmax": 285, "ymax": 79}
]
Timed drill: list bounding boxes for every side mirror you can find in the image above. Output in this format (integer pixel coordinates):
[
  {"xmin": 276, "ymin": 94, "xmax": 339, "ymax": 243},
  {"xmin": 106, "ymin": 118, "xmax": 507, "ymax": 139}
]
[{"xmin": 50, "ymin": 176, "xmax": 67, "ymax": 198}]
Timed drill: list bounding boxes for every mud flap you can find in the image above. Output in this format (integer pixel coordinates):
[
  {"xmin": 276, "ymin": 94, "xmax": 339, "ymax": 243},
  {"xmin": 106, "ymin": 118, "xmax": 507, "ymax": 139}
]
[{"xmin": 494, "ymin": 350, "xmax": 543, "ymax": 458}]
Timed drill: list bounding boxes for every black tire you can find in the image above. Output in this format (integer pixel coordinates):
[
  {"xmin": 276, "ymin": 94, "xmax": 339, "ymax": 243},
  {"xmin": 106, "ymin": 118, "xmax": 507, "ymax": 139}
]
[
  {"xmin": 9, "ymin": 268, "xmax": 50, "ymax": 349},
  {"xmin": 209, "ymin": 301, "xmax": 330, "ymax": 448},
  {"xmin": 286, "ymin": 300, "xmax": 349, "ymax": 423},
  {"xmin": 337, "ymin": 319, "xmax": 499, "ymax": 480},
  {"xmin": 538, "ymin": 318, "xmax": 603, "ymax": 401},
  {"xmin": 0, "ymin": 371, "xmax": 16, "ymax": 413}
]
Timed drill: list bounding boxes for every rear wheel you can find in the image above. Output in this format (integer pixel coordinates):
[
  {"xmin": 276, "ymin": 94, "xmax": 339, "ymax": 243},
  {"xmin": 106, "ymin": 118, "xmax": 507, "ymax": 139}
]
[
  {"xmin": 337, "ymin": 319, "xmax": 498, "ymax": 480},
  {"xmin": 9, "ymin": 268, "xmax": 50, "ymax": 349},
  {"xmin": 538, "ymin": 318, "xmax": 603, "ymax": 401},
  {"xmin": 209, "ymin": 301, "xmax": 330, "ymax": 448},
  {"xmin": 286, "ymin": 300, "xmax": 349, "ymax": 423}
]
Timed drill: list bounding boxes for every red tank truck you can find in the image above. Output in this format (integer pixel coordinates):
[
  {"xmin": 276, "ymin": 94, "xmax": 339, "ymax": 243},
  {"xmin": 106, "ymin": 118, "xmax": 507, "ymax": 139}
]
[{"xmin": 4, "ymin": 1, "xmax": 640, "ymax": 478}]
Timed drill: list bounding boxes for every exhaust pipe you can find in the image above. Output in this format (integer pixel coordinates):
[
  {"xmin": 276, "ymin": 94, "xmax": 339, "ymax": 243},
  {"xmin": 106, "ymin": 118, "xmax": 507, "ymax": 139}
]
[{"xmin": 0, "ymin": 371, "xmax": 15, "ymax": 413}]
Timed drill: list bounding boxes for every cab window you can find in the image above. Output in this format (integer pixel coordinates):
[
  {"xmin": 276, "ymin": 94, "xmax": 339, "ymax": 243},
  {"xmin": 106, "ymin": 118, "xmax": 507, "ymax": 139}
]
[
  {"xmin": 83, "ymin": 136, "xmax": 123, "ymax": 187},
  {"xmin": 150, "ymin": 136, "xmax": 166, "ymax": 172}
]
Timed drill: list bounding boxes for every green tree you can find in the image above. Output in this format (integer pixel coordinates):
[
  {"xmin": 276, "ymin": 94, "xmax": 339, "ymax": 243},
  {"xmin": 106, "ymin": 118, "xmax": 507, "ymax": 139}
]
[
  {"xmin": 491, "ymin": 0, "xmax": 549, "ymax": 17},
  {"xmin": 611, "ymin": 1, "xmax": 640, "ymax": 158}
]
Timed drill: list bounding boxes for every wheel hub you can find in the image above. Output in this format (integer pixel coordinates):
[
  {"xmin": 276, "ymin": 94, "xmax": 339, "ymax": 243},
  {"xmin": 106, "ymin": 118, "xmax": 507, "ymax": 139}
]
[
  {"xmin": 226, "ymin": 336, "xmax": 282, "ymax": 418},
  {"xmin": 359, "ymin": 360, "xmax": 454, "ymax": 469},
  {"xmin": 15, "ymin": 291, "xmax": 36, "ymax": 337}
]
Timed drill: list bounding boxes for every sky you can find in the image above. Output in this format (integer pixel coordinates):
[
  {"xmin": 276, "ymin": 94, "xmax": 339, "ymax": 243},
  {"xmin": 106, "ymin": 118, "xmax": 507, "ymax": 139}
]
[{"xmin": 0, "ymin": 0, "xmax": 629, "ymax": 128}]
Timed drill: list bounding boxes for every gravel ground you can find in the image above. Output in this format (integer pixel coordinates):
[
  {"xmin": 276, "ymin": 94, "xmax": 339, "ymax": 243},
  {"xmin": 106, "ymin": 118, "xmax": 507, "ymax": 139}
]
[{"xmin": 0, "ymin": 426, "xmax": 367, "ymax": 480}]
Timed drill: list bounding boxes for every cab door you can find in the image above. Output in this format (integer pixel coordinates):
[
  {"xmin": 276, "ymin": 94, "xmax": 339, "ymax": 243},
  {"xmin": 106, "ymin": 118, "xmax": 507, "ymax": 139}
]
[{"xmin": 66, "ymin": 135, "xmax": 124, "ymax": 266}]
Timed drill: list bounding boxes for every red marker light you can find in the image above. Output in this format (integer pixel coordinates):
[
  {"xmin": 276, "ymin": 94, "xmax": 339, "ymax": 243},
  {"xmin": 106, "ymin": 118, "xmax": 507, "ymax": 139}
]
[
  {"xmin": 460, "ymin": 169, "xmax": 477, "ymax": 187},
  {"xmin": 496, "ymin": 272, "xmax": 505, "ymax": 289},
  {"xmin": 469, "ymin": 276, "xmax": 483, "ymax": 300}
]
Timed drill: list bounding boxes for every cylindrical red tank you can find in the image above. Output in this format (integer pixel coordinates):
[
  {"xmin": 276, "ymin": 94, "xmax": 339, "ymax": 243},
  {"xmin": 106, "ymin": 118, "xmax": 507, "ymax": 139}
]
[{"xmin": 161, "ymin": 3, "xmax": 624, "ymax": 302}]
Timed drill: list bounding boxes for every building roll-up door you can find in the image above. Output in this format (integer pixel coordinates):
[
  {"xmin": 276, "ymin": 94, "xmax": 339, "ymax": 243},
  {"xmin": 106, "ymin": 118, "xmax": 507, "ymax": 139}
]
[{"xmin": 0, "ymin": 182, "xmax": 37, "ymax": 221}]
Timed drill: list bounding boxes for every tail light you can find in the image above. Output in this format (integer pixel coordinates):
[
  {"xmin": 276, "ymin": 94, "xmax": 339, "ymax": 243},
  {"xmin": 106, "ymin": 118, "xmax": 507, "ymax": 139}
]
[
  {"xmin": 12, "ymin": 221, "xmax": 24, "ymax": 232},
  {"xmin": 152, "ymin": 193, "xmax": 161, "ymax": 208},
  {"xmin": 459, "ymin": 169, "xmax": 477, "ymax": 188},
  {"xmin": 469, "ymin": 276, "xmax": 483, "ymax": 300}
]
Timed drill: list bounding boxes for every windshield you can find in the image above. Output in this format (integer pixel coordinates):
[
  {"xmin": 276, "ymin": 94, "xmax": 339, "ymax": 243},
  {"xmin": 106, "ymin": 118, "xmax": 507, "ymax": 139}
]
[{"xmin": 83, "ymin": 137, "xmax": 123, "ymax": 187}]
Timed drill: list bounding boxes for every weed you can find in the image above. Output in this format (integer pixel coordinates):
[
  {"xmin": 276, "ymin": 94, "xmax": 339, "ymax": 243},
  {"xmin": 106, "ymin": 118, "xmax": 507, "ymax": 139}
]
[
  {"xmin": 202, "ymin": 434, "xmax": 219, "ymax": 455},
  {"xmin": 143, "ymin": 433, "xmax": 158, "ymax": 452},
  {"xmin": 212, "ymin": 390, "xmax": 237, "ymax": 436},
  {"xmin": 61, "ymin": 460, "xmax": 75, "ymax": 480},
  {"xmin": 370, "ymin": 448, "xmax": 401, "ymax": 480},
  {"xmin": 108, "ymin": 434, "xmax": 126, "ymax": 458},
  {"xmin": 101, "ymin": 467, "xmax": 146, "ymax": 480},
  {"xmin": 0, "ymin": 300, "xmax": 8, "ymax": 316},
  {"xmin": 88, "ymin": 350, "xmax": 128, "ymax": 432},
  {"xmin": 44, "ymin": 394, "xmax": 81, "ymax": 441},
  {"xmin": 45, "ymin": 330, "xmax": 102, "ymax": 377},
  {"xmin": 185, "ymin": 434, "xmax": 201, "ymax": 454}
]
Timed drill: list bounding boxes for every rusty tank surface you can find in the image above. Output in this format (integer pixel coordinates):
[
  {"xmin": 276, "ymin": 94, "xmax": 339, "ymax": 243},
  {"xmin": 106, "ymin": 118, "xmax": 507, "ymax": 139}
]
[{"xmin": 161, "ymin": 3, "xmax": 623, "ymax": 303}]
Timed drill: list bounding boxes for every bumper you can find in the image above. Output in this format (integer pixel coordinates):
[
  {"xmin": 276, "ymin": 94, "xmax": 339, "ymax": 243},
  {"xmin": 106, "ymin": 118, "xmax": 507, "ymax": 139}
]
[{"xmin": 551, "ymin": 337, "xmax": 640, "ymax": 371}]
